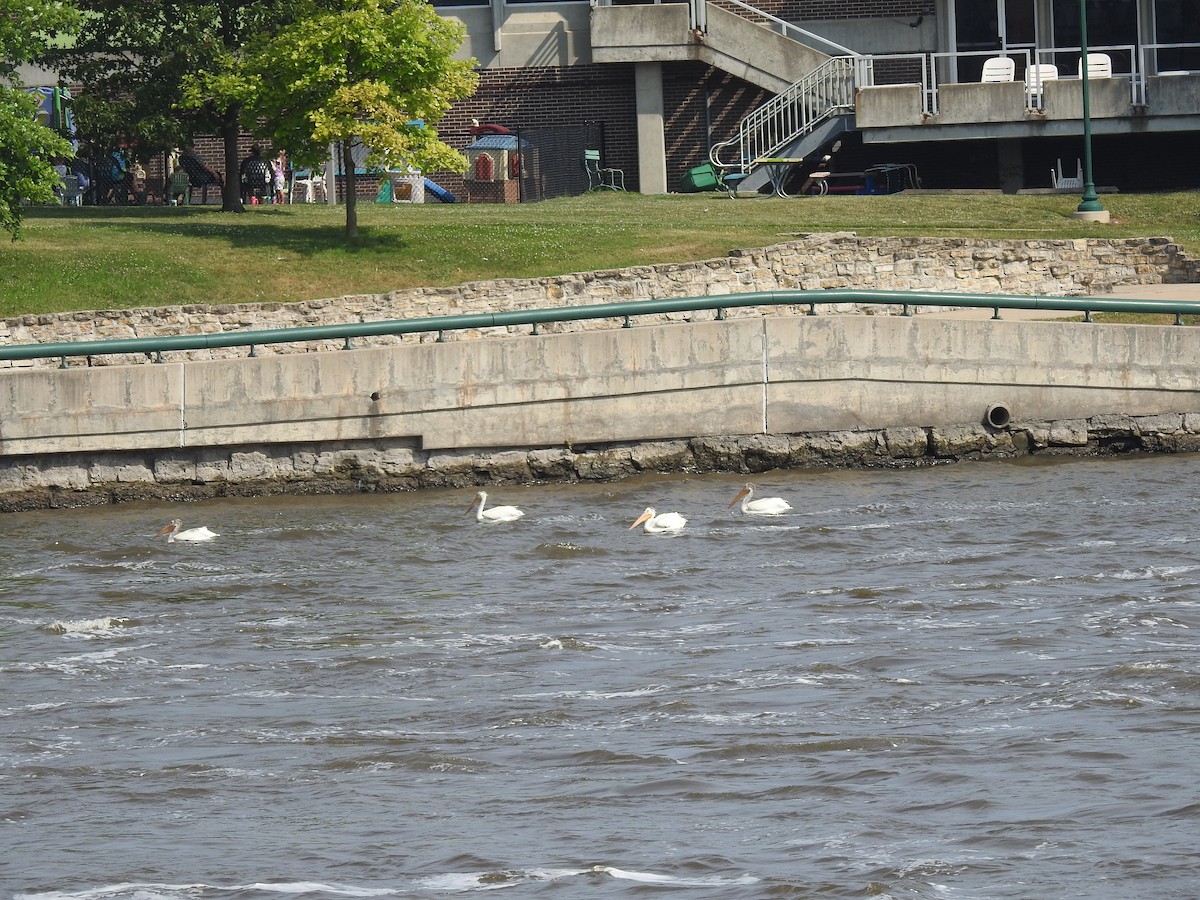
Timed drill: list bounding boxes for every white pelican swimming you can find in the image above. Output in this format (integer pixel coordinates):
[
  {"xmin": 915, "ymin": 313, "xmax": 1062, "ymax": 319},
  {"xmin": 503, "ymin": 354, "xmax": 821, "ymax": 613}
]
[
  {"xmin": 468, "ymin": 490, "xmax": 524, "ymax": 523},
  {"xmin": 155, "ymin": 519, "xmax": 219, "ymax": 542},
  {"xmin": 729, "ymin": 482, "xmax": 792, "ymax": 516},
  {"xmin": 629, "ymin": 507, "xmax": 687, "ymax": 534}
]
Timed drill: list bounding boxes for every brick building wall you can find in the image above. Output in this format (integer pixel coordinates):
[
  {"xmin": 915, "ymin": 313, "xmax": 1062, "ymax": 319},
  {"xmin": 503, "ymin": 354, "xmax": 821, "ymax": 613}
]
[
  {"xmin": 663, "ymin": 62, "xmax": 771, "ymax": 191},
  {"xmin": 185, "ymin": 60, "xmax": 757, "ymax": 200},
  {"xmin": 184, "ymin": 65, "xmax": 639, "ymax": 204},
  {"xmin": 435, "ymin": 1, "xmax": 928, "ymax": 197},
  {"xmin": 443, "ymin": 60, "xmax": 771, "ymax": 197},
  {"xmin": 714, "ymin": 0, "xmax": 927, "ymax": 20},
  {"xmin": 434, "ymin": 64, "xmax": 639, "ymax": 197}
]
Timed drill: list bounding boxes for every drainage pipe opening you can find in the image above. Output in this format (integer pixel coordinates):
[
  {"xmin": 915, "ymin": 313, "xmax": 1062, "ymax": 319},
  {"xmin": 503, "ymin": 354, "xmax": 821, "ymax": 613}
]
[{"xmin": 984, "ymin": 403, "xmax": 1012, "ymax": 429}]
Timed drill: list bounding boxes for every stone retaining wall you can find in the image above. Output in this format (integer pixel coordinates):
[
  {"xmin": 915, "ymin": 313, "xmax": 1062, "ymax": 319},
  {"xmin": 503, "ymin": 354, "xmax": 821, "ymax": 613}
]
[
  {"xmin": 3, "ymin": 412, "xmax": 1198, "ymax": 512},
  {"xmin": 3, "ymin": 234, "xmax": 1198, "ymax": 511},
  {"xmin": 2, "ymin": 233, "xmax": 1195, "ymax": 368}
]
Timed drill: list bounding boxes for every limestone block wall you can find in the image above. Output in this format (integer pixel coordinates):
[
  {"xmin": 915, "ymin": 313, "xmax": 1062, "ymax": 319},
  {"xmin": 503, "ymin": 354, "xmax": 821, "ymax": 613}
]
[
  {"xmin": 0, "ymin": 234, "xmax": 1194, "ymax": 369},
  {"xmin": 5, "ymin": 413, "xmax": 1200, "ymax": 514}
]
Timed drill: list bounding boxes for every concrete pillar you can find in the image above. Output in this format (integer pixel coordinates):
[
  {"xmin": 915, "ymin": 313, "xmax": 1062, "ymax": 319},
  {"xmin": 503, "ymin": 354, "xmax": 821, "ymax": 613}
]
[
  {"xmin": 635, "ymin": 61, "xmax": 668, "ymax": 194},
  {"xmin": 997, "ymin": 138, "xmax": 1024, "ymax": 194}
]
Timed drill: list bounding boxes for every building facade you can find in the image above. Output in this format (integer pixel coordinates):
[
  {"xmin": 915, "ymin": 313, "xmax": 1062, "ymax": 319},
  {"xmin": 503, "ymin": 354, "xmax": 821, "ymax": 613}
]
[
  {"xmin": 18, "ymin": 0, "xmax": 1199, "ymax": 198},
  {"xmin": 435, "ymin": 0, "xmax": 1200, "ymax": 195}
]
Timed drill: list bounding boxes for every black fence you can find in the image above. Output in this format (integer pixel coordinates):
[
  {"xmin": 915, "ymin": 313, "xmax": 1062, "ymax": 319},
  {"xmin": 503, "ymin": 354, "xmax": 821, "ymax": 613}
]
[{"xmin": 510, "ymin": 122, "xmax": 608, "ymax": 203}]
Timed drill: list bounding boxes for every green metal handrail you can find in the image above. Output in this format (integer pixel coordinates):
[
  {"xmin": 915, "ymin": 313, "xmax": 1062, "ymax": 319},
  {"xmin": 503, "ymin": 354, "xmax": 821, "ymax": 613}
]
[{"xmin": 1, "ymin": 288, "xmax": 1197, "ymax": 365}]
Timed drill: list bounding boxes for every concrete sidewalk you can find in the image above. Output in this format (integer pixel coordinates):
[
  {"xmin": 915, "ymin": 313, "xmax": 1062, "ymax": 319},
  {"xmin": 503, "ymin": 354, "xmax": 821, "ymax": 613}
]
[
  {"xmin": 1093, "ymin": 284, "xmax": 1200, "ymax": 301},
  {"xmin": 917, "ymin": 282, "xmax": 1200, "ymax": 320}
]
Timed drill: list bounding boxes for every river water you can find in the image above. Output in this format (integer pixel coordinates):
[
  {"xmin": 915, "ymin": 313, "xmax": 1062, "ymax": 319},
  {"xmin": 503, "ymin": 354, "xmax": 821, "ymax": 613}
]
[{"xmin": 4, "ymin": 454, "xmax": 1200, "ymax": 900}]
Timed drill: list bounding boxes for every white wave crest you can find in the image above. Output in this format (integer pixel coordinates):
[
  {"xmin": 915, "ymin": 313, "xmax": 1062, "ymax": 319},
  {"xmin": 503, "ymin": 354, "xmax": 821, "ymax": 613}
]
[
  {"xmin": 15, "ymin": 884, "xmax": 207, "ymax": 900},
  {"xmin": 17, "ymin": 884, "xmax": 396, "ymax": 900},
  {"xmin": 239, "ymin": 883, "xmax": 394, "ymax": 896},
  {"xmin": 44, "ymin": 617, "xmax": 129, "ymax": 637},
  {"xmin": 590, "ymin": 865, "xmax": 759, "ymax": 887},
  {"xmin": 416, "ymin": 866, "xmax": 758, "ymax": 892}
]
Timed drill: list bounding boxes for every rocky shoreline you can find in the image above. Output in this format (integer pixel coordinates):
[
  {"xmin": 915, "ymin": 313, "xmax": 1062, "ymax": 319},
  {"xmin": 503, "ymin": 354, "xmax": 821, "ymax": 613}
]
[{"xmin": 3, "ymin": 412, "xmax": 1198, "ymax": 513}]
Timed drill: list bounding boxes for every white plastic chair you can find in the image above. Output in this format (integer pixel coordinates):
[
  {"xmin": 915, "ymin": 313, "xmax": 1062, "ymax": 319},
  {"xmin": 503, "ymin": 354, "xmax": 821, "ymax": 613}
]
[
  {"xmin": 981, "ymin": 57, "xmax": 1016, "ymax": 83},
  {"xmin": 1051, "ymin": 158, "xmax": 1084, "ymax": 191},
  {"xmin": 59, "ymin": 175, "xmax": 84, "ymax": 206},
  {"xmin": 290, "ymin": 168, "xmax": 327, "ymax": 203},
  {"xmin": 1026, "ymin": 63, "xmax": 1059, "ymax": 105},
  {"xmin": 1080, "ymin": 53, "xmax": 1112, "ymax": 78}
]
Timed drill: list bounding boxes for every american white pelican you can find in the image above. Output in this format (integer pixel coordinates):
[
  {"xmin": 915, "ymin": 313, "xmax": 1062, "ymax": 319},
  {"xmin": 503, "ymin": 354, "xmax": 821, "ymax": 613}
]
[
  {"xmin": 629, "ymin": 507, "xmax": 687, "ymax": 534},
  {"xmin": 468, "ymin": 490, "xmax": 524, "ymax": 523},
  {"xmin": 729, "ymin": 483, "xmax": 792, "ymax": 516},
  {"xmin": 155, "ymin": 519, "xmax": 219, "ymax": 542}
]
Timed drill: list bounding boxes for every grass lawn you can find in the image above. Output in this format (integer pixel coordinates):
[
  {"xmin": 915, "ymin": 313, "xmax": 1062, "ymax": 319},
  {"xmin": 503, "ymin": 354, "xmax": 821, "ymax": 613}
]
[{"xmin": 4, "ymin": 190, "xmax": 1198, "ymax": 317}]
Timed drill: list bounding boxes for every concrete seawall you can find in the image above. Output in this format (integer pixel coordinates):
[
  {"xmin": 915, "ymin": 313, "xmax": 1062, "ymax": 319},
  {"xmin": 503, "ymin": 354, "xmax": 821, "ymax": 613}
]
[
  {"xmin": 3, "ymin": 411, "xmax": 1199, "ymax": 513},
  {"xmin": 3, "ymin": 233, "xmax": 1198, "ymax": 512},
  {"xmin": 3, "ymin": 312, "xmax": 1200, "ymax": 511}
]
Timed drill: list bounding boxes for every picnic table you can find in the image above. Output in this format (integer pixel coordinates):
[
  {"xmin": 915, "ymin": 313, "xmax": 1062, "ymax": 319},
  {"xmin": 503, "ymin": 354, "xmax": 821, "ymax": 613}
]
[
  {"xmin": 804, "ymin": 171, "xmax": 865, "ymax": 196},
  {"xmin": 752, "ymin": 157, "xmax": 807, "ymax": 198}
]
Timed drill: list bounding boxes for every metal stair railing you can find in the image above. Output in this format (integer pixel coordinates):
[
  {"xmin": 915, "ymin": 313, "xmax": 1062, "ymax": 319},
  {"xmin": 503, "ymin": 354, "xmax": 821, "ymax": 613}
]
[
  {"xmin": 710, "ymin": 56, "xmax": 857, "ymax": 174},
  {"xmin": 713, "ymin": 0, "xmax": 855, "ymax": 57}
]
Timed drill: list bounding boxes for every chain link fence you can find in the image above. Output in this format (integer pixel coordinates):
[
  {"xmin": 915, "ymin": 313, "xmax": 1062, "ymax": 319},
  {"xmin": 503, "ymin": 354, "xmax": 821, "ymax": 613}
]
[{"xmin": 510, "ymin": 122, "xmax": 608, "ymax": 202}]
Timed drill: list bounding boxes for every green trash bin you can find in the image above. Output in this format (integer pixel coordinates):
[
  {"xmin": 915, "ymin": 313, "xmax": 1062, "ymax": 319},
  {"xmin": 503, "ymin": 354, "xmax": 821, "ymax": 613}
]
[{"xmin": 679, "ymin": 162, "xmax": 720, "ymax": 193}]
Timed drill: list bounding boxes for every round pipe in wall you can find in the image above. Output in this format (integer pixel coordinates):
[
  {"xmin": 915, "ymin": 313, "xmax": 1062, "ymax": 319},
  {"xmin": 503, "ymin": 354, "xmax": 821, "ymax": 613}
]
[{"xmin": 984, "ymin": 403, "xmax": 1012, "ymax": 429}]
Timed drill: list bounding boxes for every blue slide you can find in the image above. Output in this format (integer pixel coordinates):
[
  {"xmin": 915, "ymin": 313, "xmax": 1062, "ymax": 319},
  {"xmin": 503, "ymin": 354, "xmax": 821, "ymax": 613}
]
[{"xmin": 424, "ymin": 178, "xmax": 457, "ymax": 203}]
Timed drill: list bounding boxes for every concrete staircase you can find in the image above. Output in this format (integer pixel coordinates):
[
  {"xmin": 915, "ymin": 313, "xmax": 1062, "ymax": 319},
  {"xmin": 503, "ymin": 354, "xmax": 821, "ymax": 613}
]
[
  {"xmin": 708, "ymin": 57, "xmax": 856, "ymax": 193},
  {"xmin": 591, "ymin": 0, "xmax": 859, "ymax": 193},
  {"xmin": 591, "ymin": 3, "xmax": 833, "ymax": 94}
]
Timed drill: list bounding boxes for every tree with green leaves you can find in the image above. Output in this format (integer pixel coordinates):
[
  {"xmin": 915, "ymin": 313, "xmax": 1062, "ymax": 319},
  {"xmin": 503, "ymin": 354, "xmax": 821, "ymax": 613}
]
[
  {"xmin": 0, "ymin": 0, "xmax": 79, "ymax": 239},
  {"xmin": 52, "ymin": 0, "xmax": 303, "ymax": 212},
  {"xmin": 202, "ymin": 0, "xmax": 478, "ymax": 239}
]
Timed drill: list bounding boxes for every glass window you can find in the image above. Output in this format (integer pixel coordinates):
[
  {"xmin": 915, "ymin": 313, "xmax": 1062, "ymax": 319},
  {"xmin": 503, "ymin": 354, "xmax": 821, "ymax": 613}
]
[
  {"xmin": 1052, "ymin": 0, "xmax": 1136, "ymax": 73},
  {"xmin": 1155, "ymin": 0, "xmax": 1200, "ymax": 71},
  {"xmin": 1004, "ymin": 0, "xmax": 1035, "ymax": 46},
  {"xmin": 955, "ymin": 0, "xmax": 1000, "ymax": 81}
]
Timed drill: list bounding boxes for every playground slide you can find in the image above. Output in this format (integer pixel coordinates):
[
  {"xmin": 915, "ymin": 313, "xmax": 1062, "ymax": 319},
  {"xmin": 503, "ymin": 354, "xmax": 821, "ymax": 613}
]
[{"xmin": 424, "ymin": 179, "xmax": 457, "ymax": 203}]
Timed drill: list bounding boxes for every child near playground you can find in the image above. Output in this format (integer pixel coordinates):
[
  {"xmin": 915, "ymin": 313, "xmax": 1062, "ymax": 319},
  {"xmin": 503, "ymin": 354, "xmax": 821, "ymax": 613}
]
[{"xmin": 272, "ymin": 150, "xmax": 288, "ymax": 204}]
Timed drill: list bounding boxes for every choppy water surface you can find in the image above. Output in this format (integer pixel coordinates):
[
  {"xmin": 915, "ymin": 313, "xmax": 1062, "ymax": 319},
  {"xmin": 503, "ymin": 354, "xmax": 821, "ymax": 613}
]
[{"xmin": 4, "ymin": 455, "xmax": 1200, "ymax": 899}]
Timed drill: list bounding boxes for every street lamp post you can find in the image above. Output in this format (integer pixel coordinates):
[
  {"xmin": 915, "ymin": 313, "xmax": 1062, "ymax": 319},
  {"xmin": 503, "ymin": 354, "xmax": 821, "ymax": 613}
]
[{"xmin": 1074, "ymin": 0, "xmax": 1110, "ymax": 222}]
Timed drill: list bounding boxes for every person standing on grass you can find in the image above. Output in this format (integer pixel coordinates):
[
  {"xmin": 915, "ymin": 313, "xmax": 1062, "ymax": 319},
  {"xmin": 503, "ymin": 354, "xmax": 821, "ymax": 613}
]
[
  {"xmin": 240, "ymin": 145, "xmax": 271, "ymax": 204},
  {"xmin": 272, "ymin": 150, "xmax": 288, "ymax": 204},
  {"xmin": 106, "ymin": 147, "xmax": 130, "ymax": 204}
]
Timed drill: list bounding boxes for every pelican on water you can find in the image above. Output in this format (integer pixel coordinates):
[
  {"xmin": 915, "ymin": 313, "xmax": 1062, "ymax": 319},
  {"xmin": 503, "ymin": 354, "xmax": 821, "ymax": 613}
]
[
  {"xmin": 155, "ymin": 519, "xmax": 219, "ymax": 542},
  {"xmin": 729, "ymin": 483, "xmax": 793, "ymax": 516},
  {"xmin": 468, "ymin": 490, "xmax": 524, "ymax": 523},
  {"xmin": 629, "ymin": 507, "xmax": 687, "ymax": 534}
]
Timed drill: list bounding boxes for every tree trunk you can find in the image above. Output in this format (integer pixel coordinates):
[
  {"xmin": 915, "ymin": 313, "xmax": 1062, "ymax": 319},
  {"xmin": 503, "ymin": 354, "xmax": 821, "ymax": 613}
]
[
  {"xmin": 220, "ymin": 108, "xmax": 246, "ymax": 213},
  {"xmin": 343, "ymin": 142, "xmax": 358, "ymax": 240}
]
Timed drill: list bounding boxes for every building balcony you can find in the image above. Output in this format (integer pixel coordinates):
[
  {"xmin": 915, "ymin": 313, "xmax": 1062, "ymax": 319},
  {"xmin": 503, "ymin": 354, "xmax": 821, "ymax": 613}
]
[{"xmin": 855, "ymin": 45, "xmax": 1200, "ymax": 142}]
